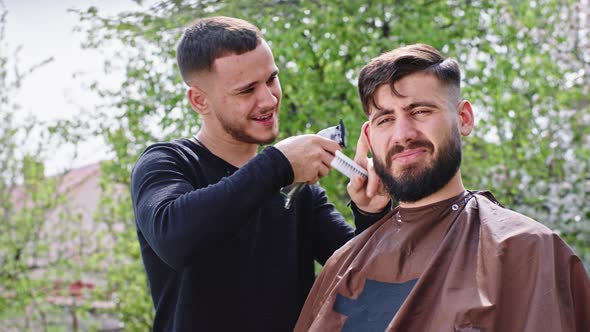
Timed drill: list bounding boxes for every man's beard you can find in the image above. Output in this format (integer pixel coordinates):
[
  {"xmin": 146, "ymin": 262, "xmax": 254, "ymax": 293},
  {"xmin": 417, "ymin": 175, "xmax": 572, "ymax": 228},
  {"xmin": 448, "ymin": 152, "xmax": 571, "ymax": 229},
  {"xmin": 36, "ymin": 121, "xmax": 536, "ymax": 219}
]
[
  {"xmin": 373, "ymin": 126, "xmax": 462, "ymax": 203},
  {"xmin": 217, "ymin": 112, "xmax": 278, "ymax": 145}
]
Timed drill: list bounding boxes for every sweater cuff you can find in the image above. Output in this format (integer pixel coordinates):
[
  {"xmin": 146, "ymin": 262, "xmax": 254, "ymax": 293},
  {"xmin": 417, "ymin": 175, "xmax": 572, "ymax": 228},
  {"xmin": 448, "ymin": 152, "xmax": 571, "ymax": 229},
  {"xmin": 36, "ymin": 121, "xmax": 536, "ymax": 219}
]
[
  {"xmin": 261, "ymin": 146, "xmax": 294, "ymax": 187},
  {"xmin": 350, "ymin": 199, "xmax": 392, "ymax": 234},
  {"xmin": 350, "ymin": 199, "xmax": 392, "ymax": 217}
]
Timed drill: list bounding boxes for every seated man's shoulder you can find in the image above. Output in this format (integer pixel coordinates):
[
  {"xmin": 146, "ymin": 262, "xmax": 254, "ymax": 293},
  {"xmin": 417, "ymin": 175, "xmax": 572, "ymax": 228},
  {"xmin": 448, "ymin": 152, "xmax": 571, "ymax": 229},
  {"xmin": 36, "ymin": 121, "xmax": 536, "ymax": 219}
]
[
  {"xmin": 472, "ymin": 191, "xmax": 560, "ymax": 247},
  {"xmin": 329, "ymin": 213, "xmax": 394, "ymax": 262}
]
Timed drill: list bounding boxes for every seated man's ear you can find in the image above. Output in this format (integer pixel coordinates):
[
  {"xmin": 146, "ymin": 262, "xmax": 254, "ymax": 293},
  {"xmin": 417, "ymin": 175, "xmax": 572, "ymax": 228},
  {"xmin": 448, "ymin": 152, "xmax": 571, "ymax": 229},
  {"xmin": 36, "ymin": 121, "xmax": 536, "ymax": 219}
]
[{"xmin": 457, "ymin": 100, "xmax": 474, "ymax": 136}]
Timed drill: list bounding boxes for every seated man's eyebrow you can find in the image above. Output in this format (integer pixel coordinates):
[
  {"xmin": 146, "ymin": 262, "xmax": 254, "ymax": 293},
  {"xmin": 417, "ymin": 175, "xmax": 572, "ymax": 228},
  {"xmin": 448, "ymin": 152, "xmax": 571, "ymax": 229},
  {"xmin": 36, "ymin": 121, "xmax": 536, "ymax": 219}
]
[
  {"xmin": 402, "ymin": 102, "xmax": 438, "ymax": 112},
  {"xmin": 369, "ymin": 106, "xmax": 396, "ymax": 125},
  {"xmin": 371, "ymin": 106, "xmax": 395, "ymax": 118},
  {"xmin": 370, "ymin": 101, "xmax": 441, "ymax": 122}
]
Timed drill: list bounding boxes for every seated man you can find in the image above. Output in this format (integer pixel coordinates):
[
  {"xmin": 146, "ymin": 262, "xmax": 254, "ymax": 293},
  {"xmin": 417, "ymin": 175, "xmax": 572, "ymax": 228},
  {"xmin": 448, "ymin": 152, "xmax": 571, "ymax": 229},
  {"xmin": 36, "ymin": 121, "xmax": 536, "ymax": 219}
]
[{"xmin": 295, "ymin": 43, "xmax": 590, "ymax": 332}]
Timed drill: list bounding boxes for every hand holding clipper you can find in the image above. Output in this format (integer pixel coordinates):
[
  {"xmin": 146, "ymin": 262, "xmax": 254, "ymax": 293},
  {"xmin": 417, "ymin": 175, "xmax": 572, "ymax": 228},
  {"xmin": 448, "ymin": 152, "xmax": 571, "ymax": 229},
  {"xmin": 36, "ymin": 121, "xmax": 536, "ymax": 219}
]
[{"xmin": 283, "ymin": 120, "xmax": 367, "ymax": 209}]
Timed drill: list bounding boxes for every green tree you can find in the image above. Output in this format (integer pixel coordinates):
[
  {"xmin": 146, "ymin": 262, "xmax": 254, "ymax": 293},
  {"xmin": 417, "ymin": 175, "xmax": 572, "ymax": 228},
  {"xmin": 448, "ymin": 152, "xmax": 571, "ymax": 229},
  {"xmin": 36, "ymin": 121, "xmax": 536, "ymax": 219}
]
[
  {"xmin": 0, "ymin": 3, "xmax": 75, "ymax": 330},
  {"xmin": 72, "ymin": 0, "xmax": 589, "ymax": 328}
]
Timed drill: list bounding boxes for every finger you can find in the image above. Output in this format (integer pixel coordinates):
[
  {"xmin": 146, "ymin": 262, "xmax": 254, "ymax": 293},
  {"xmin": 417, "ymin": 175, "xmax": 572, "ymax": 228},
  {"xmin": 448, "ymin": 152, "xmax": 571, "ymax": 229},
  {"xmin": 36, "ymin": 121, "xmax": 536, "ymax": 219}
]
[
  {"xmin": 346, "ymin": 175, "xmax": 366, "ymax": 198},
  {"xmin": 366, "ymin": 158, "xmax": 380, "ymax": 198},
  {"xmin": 315, "ymin": 135, "xmax": 342, "ymax": 154},
  {"xmin": 354, "ymin": 122, "xmax": 370, "ymax": 169},
  {"xmin": 308, "ymin": 171, "xmax": 319, "ymax": 184},
  {"xmin": 317, "ymin": 163, "xmax": 331, "ymax": 178},
  {"xmin": 319, "ymin": 149, "xmax": 335, "ymax": 168},
  {"xmin": 347, "ymin": 174, "xmax": 365, "ymax": 192}
]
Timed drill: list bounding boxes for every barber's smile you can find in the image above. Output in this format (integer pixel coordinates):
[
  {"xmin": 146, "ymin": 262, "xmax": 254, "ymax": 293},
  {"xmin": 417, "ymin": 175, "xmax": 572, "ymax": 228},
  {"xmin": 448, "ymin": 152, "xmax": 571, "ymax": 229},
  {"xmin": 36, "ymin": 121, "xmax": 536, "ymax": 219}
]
[
  {"xmin": 392, "ymin": 148, "xmax": 429, "ymax": 164},
  {"xmin": 252, "ymin": 112, "xmax": 275, "ymax": 126}
]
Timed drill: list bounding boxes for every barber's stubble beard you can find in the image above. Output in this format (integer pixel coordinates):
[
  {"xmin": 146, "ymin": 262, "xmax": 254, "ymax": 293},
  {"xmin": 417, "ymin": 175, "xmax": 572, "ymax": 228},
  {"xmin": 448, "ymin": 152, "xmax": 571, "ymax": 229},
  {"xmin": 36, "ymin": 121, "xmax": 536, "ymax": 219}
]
[
  {"xmin": 373, "ymin": 126, "xmax": 462, "ymax": 203},
  {"xmin": 222, "ymin": 122, "xmax": 278, "ymax": 145},
  {"xmin": 217, "ymin": 112, "xmax": 279, "ymax": 145}
]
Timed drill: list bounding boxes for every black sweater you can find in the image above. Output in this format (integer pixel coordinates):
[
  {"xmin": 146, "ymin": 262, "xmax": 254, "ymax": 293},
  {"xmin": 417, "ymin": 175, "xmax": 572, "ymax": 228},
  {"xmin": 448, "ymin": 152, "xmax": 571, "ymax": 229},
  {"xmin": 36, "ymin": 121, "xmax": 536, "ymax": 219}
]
[{"xmin": 130, "ymin": 138, "xmax": 387, "ymax": 331}]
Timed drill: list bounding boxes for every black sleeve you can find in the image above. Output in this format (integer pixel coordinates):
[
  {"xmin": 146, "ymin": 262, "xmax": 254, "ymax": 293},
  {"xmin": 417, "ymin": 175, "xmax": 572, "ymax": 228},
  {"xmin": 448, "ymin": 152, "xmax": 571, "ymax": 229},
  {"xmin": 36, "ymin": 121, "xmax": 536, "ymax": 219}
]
[
  {"xmin": 130, "ymin": 144, "xmax": 293, "ymax": 269},
  {"xmin": 350, "ymin": 200, "xmax": 393, "ymax": 235},
  {"xmin": 310, "ymin": 187, "xmax": 393, "ymax": 265},
  {"xmin": 309, "ymin": 184, "xmax": 355, "ymax": 265}
]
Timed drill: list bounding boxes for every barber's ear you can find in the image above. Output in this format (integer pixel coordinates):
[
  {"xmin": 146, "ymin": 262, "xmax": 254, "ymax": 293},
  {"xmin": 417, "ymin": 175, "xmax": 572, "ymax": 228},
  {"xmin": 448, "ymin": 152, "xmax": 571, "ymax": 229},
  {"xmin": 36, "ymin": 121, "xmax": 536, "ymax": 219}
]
[
  {"xmin": 457, "ymin": 100, "xmax": 474, "ymax": 136},
  {"xmin": 187, "ymin": 86, "xmax": 209, "ymax": 115}
]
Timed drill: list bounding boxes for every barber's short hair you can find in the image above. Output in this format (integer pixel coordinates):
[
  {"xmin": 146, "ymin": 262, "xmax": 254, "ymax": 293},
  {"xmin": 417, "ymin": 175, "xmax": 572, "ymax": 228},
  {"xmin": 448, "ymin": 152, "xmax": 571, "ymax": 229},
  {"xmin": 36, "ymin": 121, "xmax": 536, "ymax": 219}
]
[
  {"xmin": 176, "ymin": 16, "xmax": 263, "ymax": 83},
  {"xmin": 358, "ymin": 44, "xmax": 461, "ymax": 115}
]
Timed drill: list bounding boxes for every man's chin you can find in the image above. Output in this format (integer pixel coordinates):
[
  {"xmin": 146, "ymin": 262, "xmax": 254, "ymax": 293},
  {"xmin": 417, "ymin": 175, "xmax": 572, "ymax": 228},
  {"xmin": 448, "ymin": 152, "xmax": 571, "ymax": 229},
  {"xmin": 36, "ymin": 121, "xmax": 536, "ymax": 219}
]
[
  {"xmin": 259, "ymin": 137, "xmax": 277, "ymax": 145},
  {"xmin": 391, "ymin": 164, "xmax": 427, "ymax": 179},
  {"xmin": 257, "ymin": 132, "xmax": 279, "ymax": 145},
  {"xmin": 230, "ymin": 128, "xmax": 279, "ymax": 145}
]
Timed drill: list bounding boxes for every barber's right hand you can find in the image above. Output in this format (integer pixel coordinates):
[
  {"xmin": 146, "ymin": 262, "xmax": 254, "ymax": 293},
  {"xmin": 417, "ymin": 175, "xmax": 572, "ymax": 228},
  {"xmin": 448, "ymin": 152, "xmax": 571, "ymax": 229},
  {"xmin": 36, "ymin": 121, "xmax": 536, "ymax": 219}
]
[{"xmin": 274, "ymin": 134, "xmax": 342, "ymax": 184}]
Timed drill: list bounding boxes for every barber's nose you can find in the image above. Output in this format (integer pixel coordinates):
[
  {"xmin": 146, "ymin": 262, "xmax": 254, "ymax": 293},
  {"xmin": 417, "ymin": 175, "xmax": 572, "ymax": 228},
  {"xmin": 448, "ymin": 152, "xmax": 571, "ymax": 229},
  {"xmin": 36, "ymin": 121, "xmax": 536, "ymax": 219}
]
[
  {"xmin": 391, "ymin": 116, "xmax": 418, "ymax": 145},
  {"xmin": 258, "ymin": 85, "xmax": 279, "ymax": 109}
]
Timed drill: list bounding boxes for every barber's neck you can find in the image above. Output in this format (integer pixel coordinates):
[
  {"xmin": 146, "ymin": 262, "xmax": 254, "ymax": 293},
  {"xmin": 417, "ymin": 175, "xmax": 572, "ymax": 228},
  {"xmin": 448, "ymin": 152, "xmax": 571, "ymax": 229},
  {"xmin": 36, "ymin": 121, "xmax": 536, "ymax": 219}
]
[
  {"xmin": 398, "ymin": 171, "xmax": 466, "ymax": 209},
  {"xmin": 195, "ymin": 128, "xmax": 258, "ymax": 168}
]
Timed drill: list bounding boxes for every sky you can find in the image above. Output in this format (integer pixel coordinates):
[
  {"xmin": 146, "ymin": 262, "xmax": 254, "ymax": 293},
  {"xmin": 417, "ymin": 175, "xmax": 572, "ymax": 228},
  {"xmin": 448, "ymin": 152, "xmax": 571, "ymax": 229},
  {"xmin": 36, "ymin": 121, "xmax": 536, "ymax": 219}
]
[{"xmin": 3, "ymin": 0, "xmax": 154, "ymax": 175}]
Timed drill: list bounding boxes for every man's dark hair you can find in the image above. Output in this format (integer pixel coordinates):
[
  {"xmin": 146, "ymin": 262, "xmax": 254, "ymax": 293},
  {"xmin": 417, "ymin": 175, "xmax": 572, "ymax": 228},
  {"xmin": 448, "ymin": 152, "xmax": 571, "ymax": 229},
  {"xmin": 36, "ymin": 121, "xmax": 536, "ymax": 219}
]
[
  {"xmin": 176, "ymin": 16, "xmax": 263, "ymax": 83},
  {"xmin": 358, "ymin": 44, "xmax": 461, "ymax": 115}
]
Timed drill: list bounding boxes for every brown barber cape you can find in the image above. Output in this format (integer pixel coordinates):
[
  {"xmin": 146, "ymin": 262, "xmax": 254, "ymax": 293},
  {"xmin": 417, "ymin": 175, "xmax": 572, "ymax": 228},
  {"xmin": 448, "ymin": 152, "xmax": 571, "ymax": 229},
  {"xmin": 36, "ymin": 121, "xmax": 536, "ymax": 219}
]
[{"xmin": 295, "ymin": 191, "xmax": 590, "ymax": 332}]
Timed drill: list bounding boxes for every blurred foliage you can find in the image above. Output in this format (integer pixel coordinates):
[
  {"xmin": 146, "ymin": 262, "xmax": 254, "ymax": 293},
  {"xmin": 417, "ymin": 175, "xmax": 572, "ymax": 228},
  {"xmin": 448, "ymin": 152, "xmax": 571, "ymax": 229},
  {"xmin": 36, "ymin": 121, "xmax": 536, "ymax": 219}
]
[
  {"xmin": 1, "ymin": 3, "xmax": 132, "ymax": 330},
  {"xmin": 3, "ymin": 0, "xmax": 589, "ymax": 330},
  {"xmin": 0, "ymin": 3, "xmax": 84, "ymax": 330}
]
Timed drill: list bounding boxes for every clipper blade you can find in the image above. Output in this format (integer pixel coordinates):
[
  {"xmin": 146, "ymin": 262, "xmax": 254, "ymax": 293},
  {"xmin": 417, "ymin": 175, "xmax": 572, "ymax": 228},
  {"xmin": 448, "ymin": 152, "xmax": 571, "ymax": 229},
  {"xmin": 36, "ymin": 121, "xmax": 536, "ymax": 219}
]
[{"xmin": 317, "ymin": 119, "xmax": 347, "ymax": 148}]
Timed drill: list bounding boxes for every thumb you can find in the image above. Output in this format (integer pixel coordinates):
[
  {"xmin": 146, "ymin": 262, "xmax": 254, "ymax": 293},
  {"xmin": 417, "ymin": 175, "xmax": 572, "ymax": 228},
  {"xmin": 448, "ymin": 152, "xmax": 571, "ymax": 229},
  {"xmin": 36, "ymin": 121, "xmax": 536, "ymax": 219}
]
[{"xmin": 354, "ymin": 121, "xmax": 371, "ymax": 169}]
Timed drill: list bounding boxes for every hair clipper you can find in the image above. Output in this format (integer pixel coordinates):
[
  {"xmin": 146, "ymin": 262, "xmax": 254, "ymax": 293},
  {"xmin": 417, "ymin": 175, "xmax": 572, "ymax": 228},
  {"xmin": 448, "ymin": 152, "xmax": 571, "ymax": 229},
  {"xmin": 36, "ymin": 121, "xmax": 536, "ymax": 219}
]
[{"xmin": 284, "ymin": 120, "xmax": 366, "ymax": 209}]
